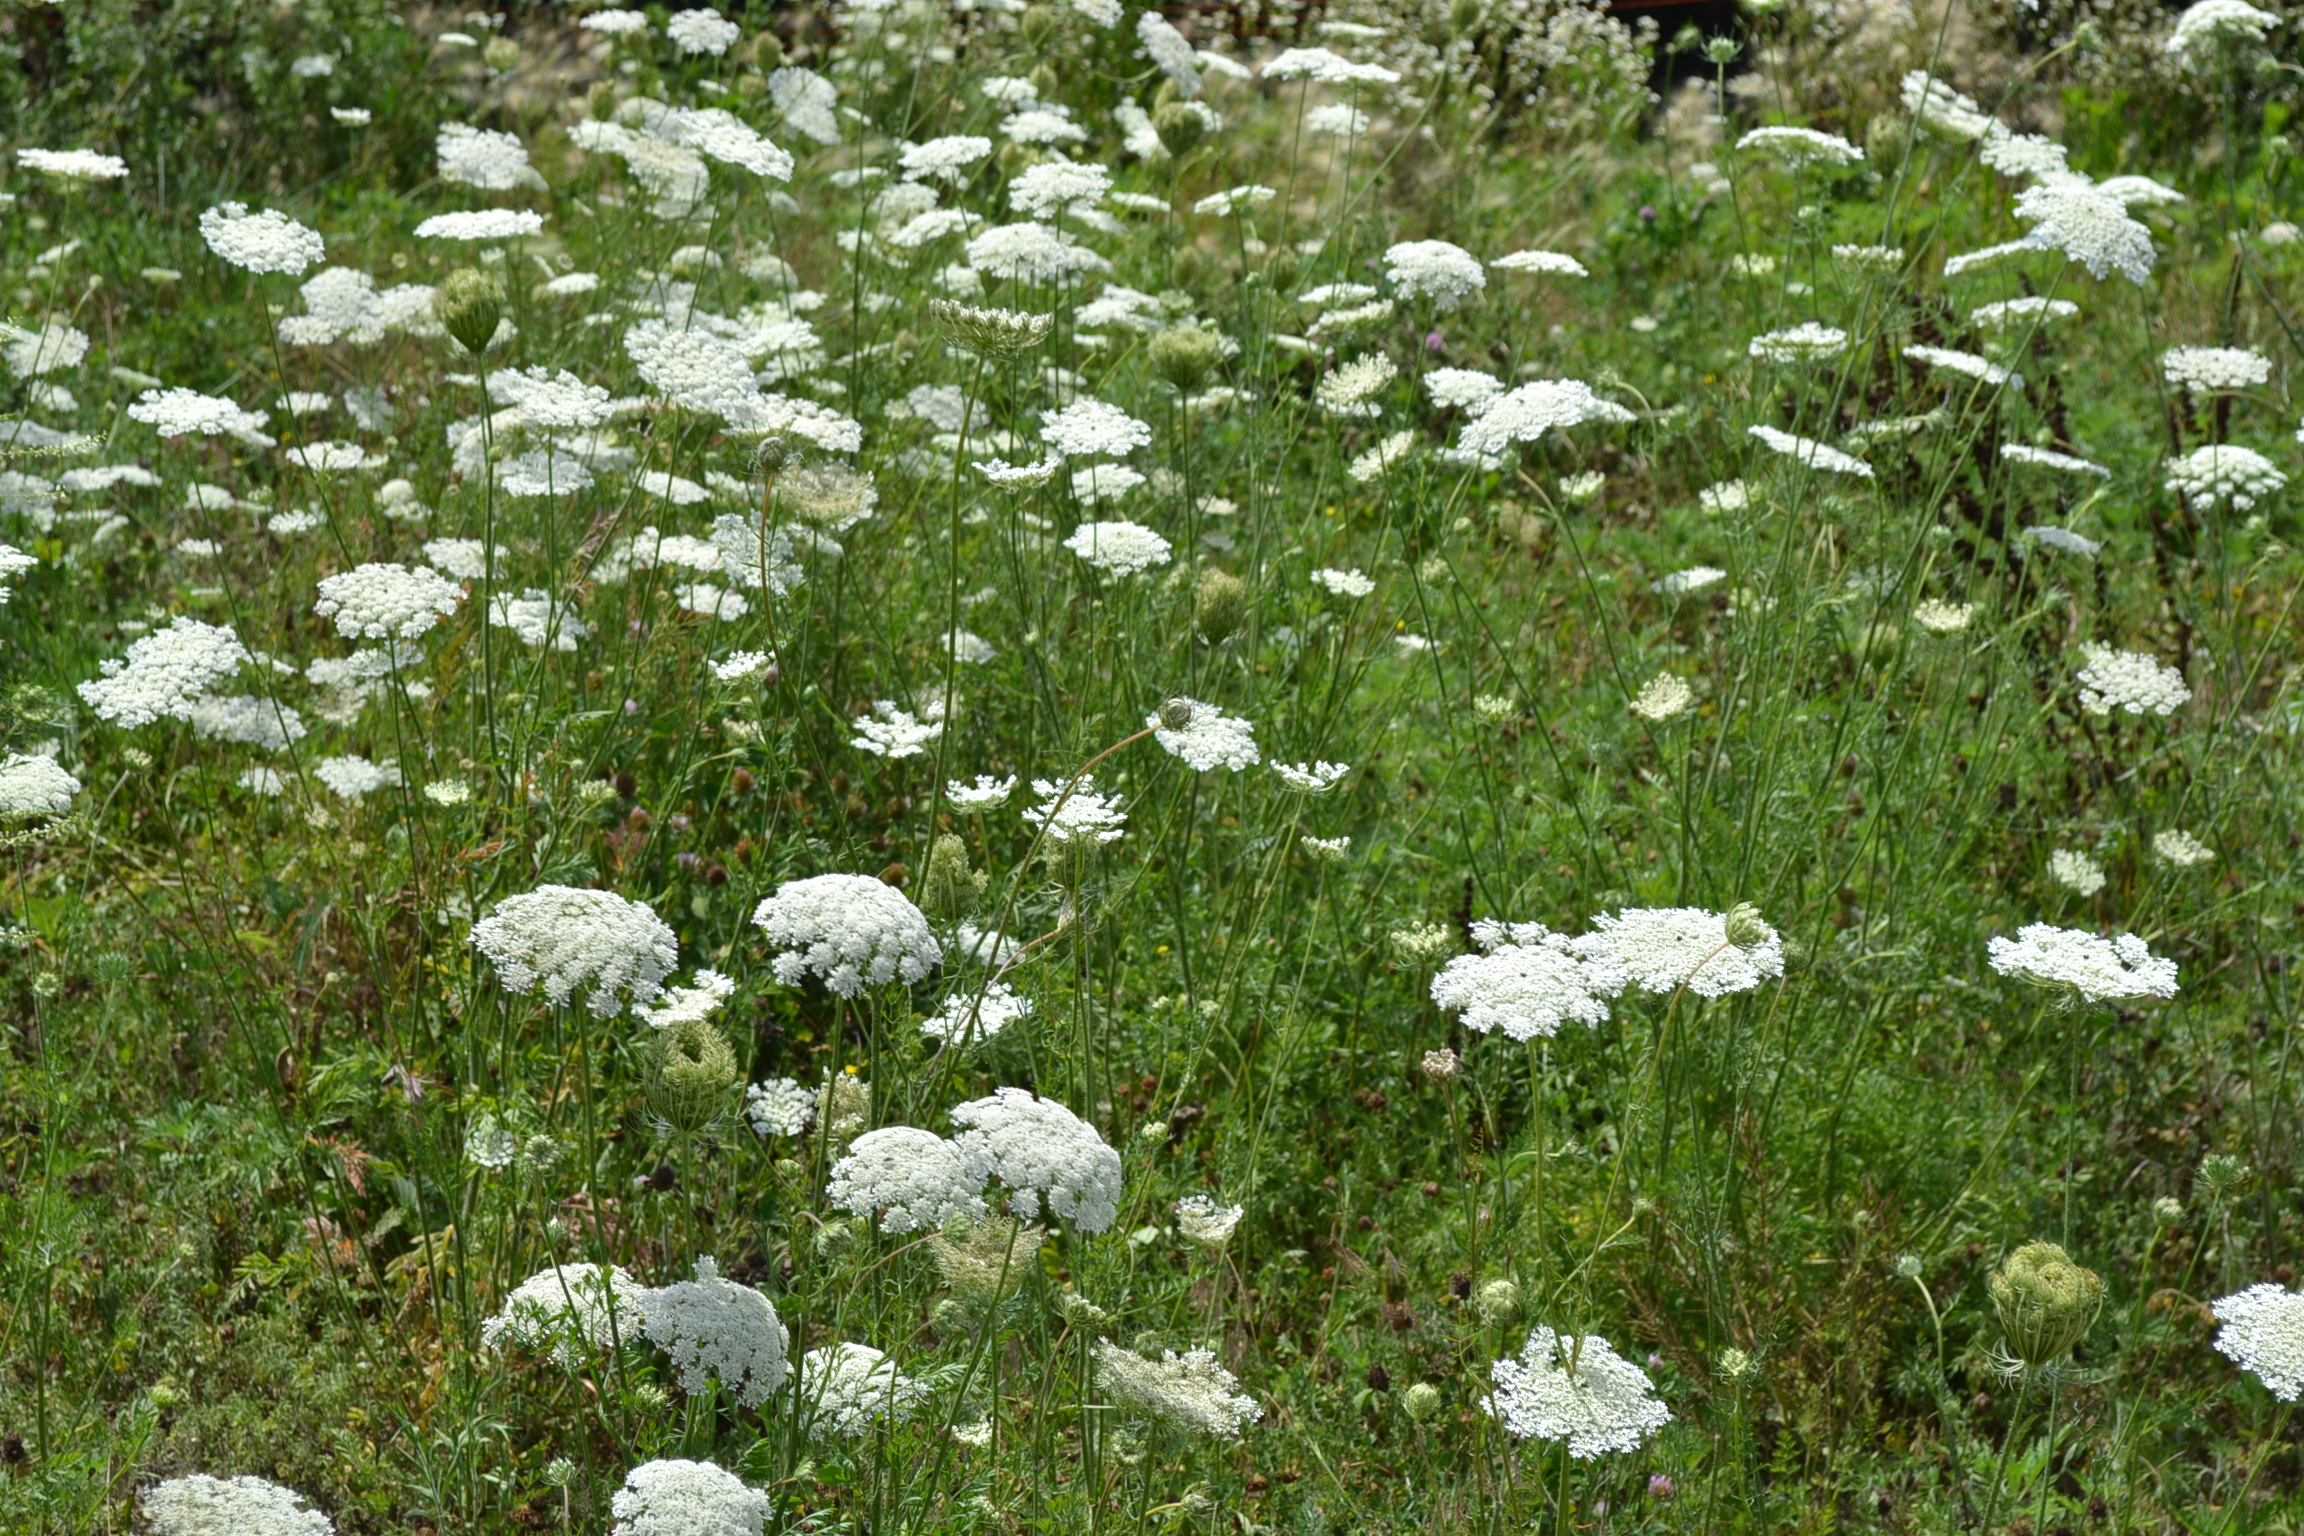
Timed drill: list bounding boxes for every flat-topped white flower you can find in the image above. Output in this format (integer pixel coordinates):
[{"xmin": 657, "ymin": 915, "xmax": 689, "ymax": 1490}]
[
  {"xmin": 18, "ymin": 148, "xmax": 129, "ymax": 181},
  {"xmin": 2013, "ymin": 184, "xmax": 2155, "ymax": 285},
  {"xmin": 1749, "ymin": 424, "xmax": 1874, "ymax": 478},
  {"xmin": 1263, "ymin": 46, "xmax": 1399, "ymax": 84},
  {"xmin": 2163, "ymin": 345, "xmax": 2271, "ymax": 393},
  {"xmin": 1312, "ymin": 567, "xmax": 1376, "ymax": 598},
  {"xmin": 798, "ymin": 1343, "xmax": 928, "ymax": 1438},
  {"xmin": 1902, "ymin": 71, "xmax": 1998, "ymax": 141},
  {"xmin": 78, "ymin": 617, "xmax": 249, "ymax": 727},
  {"xmin": 2003, "ymin": 444, "xmax": 2109, "ymax": 477},
  {"xmin": 1433, "ymin": 919, "xmax": 1623, "ymax": 1040},
  {"xmin": 1491, "ymin": 249, "xmax": 1587, "ymax": 276},
  {"xmin": 1426, "ymin": 367, "xmax": 1504, "ymax": 411},
  {"xmin": 2165, "ymin": 0, "xmax": 2277, "ymax": 63},
  {"xmin": 1149, "ymin": 697, "xmax": 1259, "ymax": 771},
  {"xmin": 752, "ymin": 873, "xmax": 941, "ymax": 996},
  {"xmin": 1486, "ymin": 1327, "xmax": 1671, "ymax": 1459},
  {"xmin": 2164, "ymin": 444, "xmax": 2286, "ymax": 511},
  {"xmin": 1451, "ymin": 380, "xmax": 1633, "ymax": 464},
  {"xmin": 667, "ymin": 7, "xmax": 742, "ymax": 53},
  {"xmin": 1971, "ymin": 296, "xmax": 2079, "ymax": 328},
  {"xmin": 1065, "ymin": 520, "xmax": 1171, "ymax": 576},
  {"xmin": 947, "ymin": 774, "xmax": 1018, "ymax": 812},
  {"xmin": 1174, "ymin": 1193, "xmax": 1245, "ymax": 1247},
  {"xmin": 1273, "ymin": 760, "xmax": 1349, "ymax": 793},
  {"xmin": 851, "ymin": 699, "xmax": 945, "ymax": 759},
  {"xmin": 901, "ymin": 134, "xmax": 994, "ymax": 183},
  {"xmin": 437, "ymin": 123, "xmax": 541, "ymax": 190},
  {"xmin": 921, "ymin": 980, "xmax": 1032, "ymax": 1044},
  {"xmin": 1041, "ymin": 398, "xmax": 1151, "ymax": 458},
  {"xmin": 314, "ymin": 563, "xmax": 462, "ymax": 642},
  {"xmin": 829, "ymin": 1126, "xmax": 988, "ymax": 1232},
  {"xmin": 950, "ymin": 1086, "xmax": 1124, "ymax": 1231},
  {"xmin": 2075, "ymin": 644, "xmax": 2190, "ymax": 717},
  {"xmin": 1748, "ymin": 323, "xmax": 1847, "ymax": 363},
  {"xmin": 200, "ymin": 202, "xmax": 325, "ymax": 274},
  {"xmin": 1906, "ymin": 344, "xmax": 2018, "ymax": 387},
  {"xmin": 2049, "ymin": 849, "xmax": 2107, "ymax": 896},
  {"xmin": 2211, "ymin": 1283, "xmax": 2304, "ymax": 1400},
  {"xmin": 414, "ymin": 209, "xmax": 545, "ymax": 241},
  {"xmin": 483, "ymin": 1262, "xmax": 646, "ymax": 1365},
  {"xmin": 472, "ymin": 885, "xmax": 679, "ymax": 1016},
  {"xmin": 610, "ymin": 1458, "xmax": 770, "ymax": 1536},
  {"xmin": 1737, "ymin": 125, "xmax": 1862, "ymax": 165},
  {"xmin": 0, "ymin": 753, "xmax": 79, "ymax": 819},
  {"xmin": 142, "ymin": 1475, "xmax": 334, "ymax": 1536},
  {"xmin": 128, "ymin": 386, "xmax": 271, "ymax": 441},
  {"xmin": 1987, "ymin": 923, "xmax": 2178, "ymax": 1003},
  {"xmin": 2154, "ymin": 829, "xmax": 2214, "ymax": 866},
  {"xmin": 639, "ymin": 970, "xmax": 737, "ymax": 1029},
  {"xmin": 1095, "ymin": 1341, "xmax": 1263, "ymax": 1437},
  {"xmin": 1573, "ymin": 906, "xmax": 1783, "ymax": 997},
  {"xmin": 639, "ymin": 1257, "xmax": 789, "ymax": 1408},
  {"xmin": 1385, "ymin": 239, "xmax": 1485, "ymax": 309}
]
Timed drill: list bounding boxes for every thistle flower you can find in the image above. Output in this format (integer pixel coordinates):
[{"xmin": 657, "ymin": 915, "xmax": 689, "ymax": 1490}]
[
  {"xmin": 471, "ymin": 885, "xmax": 680, "ymax": 1017},
  {"xmin": 828, "ymin": 1127, "xmax": 988, "ymax": 1233},
  {"xmin": 950, "ymin": 1086, "xmax": 1125, "ymax": 1232},
  {"xmin": 142, "ymin": 1475, "xmax": 334, "ymax": 1536},
  {"xmin": 640, "ymin": 1257, "xmax": 789, "ymax": 1408},
  {"xmin": 751, "ymin": 873, "xmax": 941, "ymax": 997},
  {"xmin": 484, "ymin": 1262, "xmax": 647, "ymax": 1365},
  {"xmin": 1985, "ymin": 923, "xmax": 2179, "ymax": 1003},
  {"xmin": 1574, "ymin": 906, "xmax": 1784, "ymax": 998},
  {"xmin": 1095, "ymin": 1341, "xmax": 1263, "ymax": 1436},
  {"xmin": 1486, "ymin": 1327, "xmax": 1672, "ymax": 1459},
  {"xmin": 2211, "ymin": 1283, "xmax": 2304, "ymax": 1400},
  {"xmin": 1149, "ymin": 697, "xmax": 1259, "ymax": 771},
  {"xmin": 2075, "ymin": 644, "xmax": 2191, "ymax": 717},
  {"xmin": 199, "ymin": 202, "xmax": 326, "ymax": 274},
  {"xmin": 1991, "ymin": 1242, "xmax": 2104, "ymax": 1368},
  {"xmin": 797, "ymin": 1343, "xmax": 928, "ymax": 1438},
  {"xmin": 609, "ymin": 1459, "xmax": 770, "ymax": 1536},
  {"xmin": 1432, "ymin": 920, "xmax": 1623, "ymax": 1040}
]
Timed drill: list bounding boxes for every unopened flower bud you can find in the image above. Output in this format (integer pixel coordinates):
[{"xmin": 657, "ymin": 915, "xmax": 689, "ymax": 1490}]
[
  {"xmin": 483, "ymin": 36, "xmax": 521, "ymax": 71},
  {"xmin": 929, "ymin": 297, "xmax": 1053, "ymax": 355},
  {"xmin": 435, "ymin": 268, "xmax": 505, "ymax": 357},
  {"xmin": 2153, "ymin": 1196, "xmax": 2185, "ymax": 1227},
  {"xmin": 1159, "ymin": 696, "xmax": 1195, "ymax": 731},
  {"xmin": 1420, "ymin": 1047, "xmax": 1461, "ymax": 1082},
  {"xmin": 1892, "ymin": 1252, "xmax": 1923, "ymax": 1281},
  {"xmin": 753, "ymin": 435, "xmax": 790, "ymax": 475},
  {"xmin": 1019, "ymin": 5, "xmax": 1060, "ymax": 49},
  {"xmin": 1990, "ymin": 1241, "xmax": 2104, "ymax": 1368},
  {"xmin": 1194, "ymin": 567, "xmax": 1246, "ymax": 643},
  {"xmin": 1716, "ymin": 1346, "xmax": 1754, "ymax": 1383},
  {"xmin": 1475, "ymin": 1278, "xmax": 1522, "ymax": 1328},
  {"xmin": 1402, "ymin": 1382, "xmax": 1443, "ymax": 1422},
  {"xmin": 750, "ymin": 28, "xmax": 785, "ymax": 69},
  {"xmin": 1139, "ymin": 1119, "xmax": 1171, "ymax": 1146},
  {"xmin": 933, "ymin": 1297, "xmax": 977, "ymax": 1337},
  {"xmin": 648, "ymin": 1019, "xmax": 739, "ymax": 1134},
  {"xmin": 1702, "ymin": 35, "xmax": 1741, "ymax": 64},
  {"xmin": 1151, "ymin": 324, "xmax": 1224, "ymax": 392},
  {"xmin": 1057, "ymin": 1291, "xmax": 1113, "ymax": 1334},
  {"xmin": 817, "ymin": 1217, "xmax": 858, "ymax": 1258},
  {"xmin": 1153, "ymin": 99, "xmax": 1209, "ymax": 158},
  {"xmin": 924, "ymin": 833, "xmax": 978, "ymax": 923},
  {"xmin": 2199, "ymin": 1153, "xmax": 2252, "ymax": 1201}
]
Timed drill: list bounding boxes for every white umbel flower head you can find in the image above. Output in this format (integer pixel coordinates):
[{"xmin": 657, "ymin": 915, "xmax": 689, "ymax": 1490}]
[
  {"xmin": 2166, "ymin": 0, "xmax": 2277, "ymax": 63},
  {"xmin": 1023, "ymin": 776, "xmax": 1128, "ymax": 844},
  {"xmin": 950, "ymin": 1086, "xmax": 1125, "ymax": 1232},
  {"xmin": 920, "ymin": 980, "xmax": 1032, "ymax": 1044},
  {"xmin": 666, "ymin": 8, "xmax": 743, "ymax": 54},
  {"xmin": 314, "ymin": 564, "xmax": 463, "ymax": 642},
  {"xmin": 1174, "ymin": 1193, "xmax": 1245, "ymax": 1248},
  {"xmin": 77, "ymin": 617, "xmax": 249, "ymax": 727},
  {"xmin": 1748, "ymin": 323, "xmax": 1847, "ymax": 363},
  {"xmin": 1749, "ymin": 424, "xmax": 1874, "ymax": 478},
  {"xmin": 2154, "ymin": 829, "xmax": 2215, "ymax": 867},
  {"xmin": 142, "ymin": 1474, "xmax": 334, "ymax": 1536},
  {"xmin": 1486, "ymin": 1327, "xmax": 1671, "ymax": 1460},
  {"xmin": 414, "ymin": 209, "xmax": 546, "ymax": 241},
  {"xmin": 18, "ymin": 148, "xmax": 130, "ymax": 181},
  {"xmin": 1574, "ymin": 906, "xmax": 1784, "ymax": 998},
  {"xmin": 2075, "ymin": 644, "xmax": 2191, "ymax": 717},
  {"xmin": 752, "ymin": 873, "xmax": 941, "ymax": 996},
  {"xmin": 1450, "ymin": 381, "xmax": 1633, "ymax": 465},
  {"xmin": 639, "ymin": 970, "xmax": 737, "ymax": 1030},
  {"xmin": 1149, "ymin": 698, "xmax": 1259, "ymax": 771},
  {"xmin": 1095, "ymin": 1341, "xmax": 1263, "ymax": 1437},
  {"xmin": 1273, "ymin": 760, "xmax": 1350, "ymax": 793},
  {"xmin": 1491, "ymin": 249, "xmax": 1588, "ymax": 277},
  {"xmin": 483, "ymin": 1262, "xmax": 647, "ymax": 1365},
  {"xmin": 1913, "ymin": 600, "xmax": 1975, "ymax": 634},
  {"xmin": 471, "ymin": 885, "xmax": 680, "ymax": 1017},
  {"xmin": 0, "ymin": 753, "xmax": 80, "ymax": 818},
  {"xmin": 2048, "ymin": 849, "xmax": 2107, "ymax": 896},
  {"xmin": 2003, "ymin": 444, "xmax": 2110, "ymax": 477},
  {"xmin": 199, "ymin": 202, "xmax": 326, "ymax": 274},
  {"xmin": 798, "ymin": 1343, "xmax": 928, "ymax": 1438},
  {"xmin": 2163, "ymin": 346, "xmax": 2272, "ymax": 393},
  {"xmin": 744, "ymin": 1077, "xmax": 815, "ymax": 1138},
  {"xmin": 1041, "ymin": 398, "xmax": 1152, "ymax": 457},
  {"xmin": 2013, "ymin": 184, "xmax": 2155, "ymax": 285},
  {"xmin": 640, "ymin": 1258, "xmax": 791, "ymax": 1408},
  {"xmin": 829, "ymin": 1126, "xmax": 989, "ymax": 1232},
  {"xmin": 2211, "ymin": 1283, "xmax": 2304, "ymax": 1400},
  {"xmin": 1986, "ymin": 923, "xmax": 2179, "ymax": 1003},
  {"xmin": 128, "ymin": 386, "xmax": 273, "ymax": 442},
  {"xmin": 1432, "ymin": 920, "xmax": 1624, "ymax": 1040},
  {"xmin": 1384, "ymin": 240, "xmax": 1486, "ymax": 310},
  {"xmin": 851, "ymin": 699, "xmax": 945, "ymax": 759},
  {"xmin": 1736, "ymin": 126, "xmax": 1863, "ymax": 165},
  {"xmin": 610, "ymin": 1458, "xmax": 771, "ymax": 1536},
  {"xmin": 1902, "ymin": 71, "xmax": 1998, "ymax": 141},
  {"xmin": 1629, "ymin": 672, "xmax": 1694, "ymax": 722},
  {"xmin": 1065, "ymin": 520, "xmax": 1171, "ymax": 576},
  {"xmin": 2164, "ymin": 444, "xmax": 2286, "ymax": 511},
  {"xmin": 437, "ymin": 124, "xmax": 541, "ymax": 190}
]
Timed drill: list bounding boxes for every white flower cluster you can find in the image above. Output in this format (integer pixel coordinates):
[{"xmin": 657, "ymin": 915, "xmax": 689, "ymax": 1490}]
[
  {"xmin": 199, "ymin": 202, "xmax": 326, "ymax": 274},
  {"xmin": 829, "ymin": 1126, "xmax": 989, "ymax": 1231},
  {"xmin": 1985, "ymin": 923, "xmax": 2180, "ymax": 1003},
  {"xmin": 639, "ymin": 970, "xmax": 736, "ymax": 1029},
  {"xmin": 482, "ymin": 1262, "xmax": 647, "ymax": 1365},
  {"xmin": 2049, "ymin": 849, "xmax": 2107, "ymax": 896},
  {"xmin": 920, "ymin": 980, "xmax": 1032, "ymax": 1044},
  {"xmin": 490, "ymin": 589, "xmax": 587, "ymax": 651},
  {"xmin": 1, "ymin": 319, "xmax": 89, "ymax": 378},
  {"xmin": 1913, "ymin": 600, "xmax": 1975, "ymax": 634},
  {"xmin": 752, "ymin": 873, "xmax": 942, "ymax": 996},
  {"xmin": 1065, "ymin": 519, "xmax": 1171, "ymax": 576},
  {"xmin": 1094, "ymin": 1341, "xmax": 1264, "ymax": 1437},
  {"xmin": 78, "ymin": 617, "xmax": 249, "ymax": 727},
  {"xmin": 1629, "ymin": 672, "xmax": 1694, "ymax": 721},
  {"xmin": 0, "ymin": 752, "xmax": 80, "ymax": 818},
  {"xmin": 2163, "ymin": 345, "xmax": 2271, "ymax": 393},
  {"xmin": 2013, "ymin": 184, "xmax": 2156, "ymax": 286},
  {"xmin": 1023, "ymin": 775, "xmax": 1128, "ymax": 844},
  {"xmin": 1384, "ymin": 239, "xmax": 1486, "ymax": 309},
  {"xmin": 2003, "ymin": 444, "xmax": 2110, "ymax": 478},
  {"xmin": 610, "ymin": 1458, "xmax": 770, "ymax": 1536},
  {"xmin": 1749, "ymin": 424, "xmax": 1874, "ymax": 479},
  {"xmin": 2163, "ymin": 444, "xmax": 2286, "ymax": 511},
  {"xmin": 798, "ymin": 1342, "xmax": 928, "ymax": 1438},
  {"xmin": 745, "ymin": 1077, "xmax": 816, "ymax": 1138},
  {"xmin": 1432, "ymin": 920, "xmax": 1621, "ymax": 1040},
  {"xmin": 2210, "ymin": 1283, "xmax": 2304, "ymax": 1400},
  {"xmin": 2166, "ymin": 0, "xmax": 2277, "ymax": 63},
  {"xmin": 413, "ymin": 209, "xmax": 546, "ymax": 241},
  {"xmin": 2075, "ymin": 644, "xmax": 2191, "ymax": 717},
  {"xmin": 18, "ymin": 147, "xmax": 130, "ymax": 181},
  {"xmin": 1748, "ymin": 323, "xmax": 1847, "ymax": 363},
  {"xmin": 667, "ymin": 8, "xmax": 743, "ymax": 54},
  {"xmin": 1737, "ymin": 126, "xmax": 1863, "ymax": 166},
  {"xmin": 141, "ymin": 1474, "xmax": 335, "ymax": 1536},
  {"xmin": 1486, "ymin": 1327, "xmax": 1672, "ymax": 1459},
  {"xmin": 313, "ymin": 563, "xmax": 463, "ymax": 642},
  {"xmin": 128, "ymin": 386, "xmax": 272, "ymax": 444},
  {"xmin": 851, "ymin": 699, "xmax": 945, "ymax": 759},
  {"xmin": 1426, "ymin": 367, "xmax": 1504, "ymax": 412},
  {"xmin": 2154, "ymin": 829, "xmax": 2215, "ymax": 867},
  {"xmin": 639, "ymin": 1257, "xmax": 790, "ymax": 1408},
  {"xmin": 1150, "ymin": 698, "xmax": 1259, "ymax": 771},
  {"xmin": 471, "ymin": 885, "xmax": 680, "ymax": 1016},
  {"xmin": 1174, "ymin": 1193, "xmax": 1244, "ymax": 1247},
  {"xmin": 1906, "ymin": 344, "xmax": 2018, "ymax": 388},
  {"xmin": 1492, "ymin": 249, "xmax": 1588, "ymax": 277},
  {"xmin": 437, "ymin": 123, "xmax": 542, "ymax": 190},
  {"xmin": 1580, "ymin": 906, "xmax": 1785, "ymax": 997},
  {"xmin": 1041, "ymin": 398, "xmax": 1151, "ymax": 457},
  {"xmin": 1449, "ymin": 380, "xmax": 1634, "ymax": 465},
  {"xmin": 950, "ymin": 1086, "xmax": 1125, "ymax": 1231}
]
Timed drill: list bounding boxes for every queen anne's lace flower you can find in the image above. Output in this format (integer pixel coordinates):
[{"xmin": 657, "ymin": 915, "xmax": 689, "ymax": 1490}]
[
  {"xmin": 1425, "ymin": 368, "xmax": 1504, "ymax": 412},
  {"xmin": 1174, "ymin": 1193, "xmax": 1244, "ymax": 1247},
  {"xmin": 2003, "ymin": 444, "xmax": 2110, "ymax": 477},
  {"xmin": 1902, "ymin": 71, "xmax": 1998, "ymax": 141},
  {"xmin": 1451, "ymin": 380, "xmax": 1633, "ymax": 464},
  {"xmin": 902, "ymin": 135, "xmax": 994, "ymax": 183},
  {"xmin": 920, "ymin": 980, "xmax": 1032, "ymax": 1043},
  {"xmin": 667, "ymin": 8, "xmax": 742, "ymax": 54},
  {"xmin": 1263, "ymin": 46, "xmax": 1400, "ymax": 84},
  {"xmin": 1986, "ymin": 923, "xmax": 2179, "ymax": 1002},
  {"xmin": 2165, "ymin": 0, "xmax": 2277, "ymax": 63},
  {"xmin": 200, "ymin": 202, "xmax": 326, "ymax": 274},
  {"xmin": 610, "ymin": 1459, "xmax": 771, "ymax": 1536},
  {"xmin": 483, "ymin": 1262, "xmax": 647, "ymax": 1365},
  {"xmin": 1312, "ymin": 567, "xmax": 1376, "ymax": 598},
  {"xmin": 1317, "ymin": 354, "xmax": 1398, "ymax": 417},
  {"xmin": 18, "ymin": 147, "xmax": 130, "ymax": 181},
  {"xmin": 1629, "ymin": 672, "xmax": 1694, "ymax": 721},
  {"xmin": 752, "ymin": 874, "xmax": 941, "ymax": 996},
  {"xmin": 829, "ymin": 1126, "xmax": 989, "ymax": 1232},
  {"xmin": 2013, "ymin": 184, "xmax": 2155, "ymax": 285},
  {"xmin": 472, "ymin": 885, "xmax": 679, "ymax": 1016},
  {"xmin": 1150, "ymin": 698, "xmax": 1259, "ymax": 771},
  {"xmin": 1749, "ymin": 424, "xmax": 1874, "ymax": 478},
  {"xmin": 1971, "ymin": 296, "xmax": 2080, "ymax": 328},
  {"xmin": 489, "ymin": 366, "xmax": 614, "ymax": 430},
  {"xmin": 1492, "ymin": 249, "xmax": 1588, "ymax": 276},
  {"xmin": 950, "ymin": 1087, "xmax": 1124, "ymax": 1231},
  {"xmin": 2075, "ymin": 644, "xmax": 2191, "ymax": 717},
  {"xmin": 640, "ymin": 970, "xmax": 736, "ymax": 1029},
  {"xmin": 2154, "ymin": 829, "xmax": 2215, "ymax": 866},
  {"xmin": 1738, "ymin": 126, "xmax": 1863, "ymax": 165},
  {"xmin": 437, "ymin": 124, "xmax": 540, "ymax": 190},
  {"xmin": 1065, "ymin": 520, "xmax": 1171, "ymax": 576},
  {"xmin": 2164, "ymin": 444, "xmax": 2286, "ymax": 511},
  {"xmin": 1041, "ymin": 399, "xmax": 1151, "ymax": 460},
  {"xmin": 414, "ymin": 209, "xmax": 546, "ymax": 241},
  {"xmin": 78, "ymin": 617, "xmax": 249, "ymax": 727},
  {"xmin": 799, "ymin": 1343, "xmax": 928, "ymax": 1438},
  {"xmin": 142, "ymin": 1475, "xmax": 334, "ymax": 1536},
  {"xmin": 745, "ymin": 1077, "xmax": 815, "ymax": 1137},
  {"xmin": 128, "ymin": 386, "xmax": 272, "ymax": 441},
  {"xmin": 1748, "ymin": 323, "xmax": 1847, "ymax": 362},
  {"xmin": 1273, "ymin": 760, "xmax": 1350, "ymax": 793},
  {"xmin": 1, "ymin": 319, "xmax": 89, "ymax": 379},
  {"xmin": 1095, "ymin": 1341, "xmax": 1263, "ymax": 1436},
  {"xmin": 1906, "ymin": 345, "xmax": 2018, "ymax": 387},
  {"xmin": 640, "ymin": 1257, "xmax": 790, "ymax": 1407},
  {"xmin": 1486, "ymin": 1328, "xmax": 1671, "ymax": 1459},
  {"xmin": 1384, "ymin": 240, "xmax": 1486, "ymax": 310},
  {"xmin": 2163, "ymin": 346, "xmax": 2271, "ymax": 393},
  {"xmin": 0, "ymin": 753, "xmax": 79, "ymax": 818},
  {"xmin": 851, "ymin": 700, "xmax": 945, "ymax": 759},
  {"xmin": 966, "ymin": 222, "xmax": 1108, "ymax": 282},
  {"xmin": 2049, "ymin": 849, "xmax": 2107, "ymax": 896},
  {"xmin": 314, "ymin": 563, "xmax": 463, "ymax": 642},
  {"xmin": 1023, "ymin": 776, "xmax": 1128, "ymax": 844},
  {"xmin": 1913, "ymin": 599, "xmax": 1975, "ymax": 634},
  {"xmin": 1574, "ymin": 907, "xmax": 1783, "ymax": 997},
  {"xmin": 948, "ymin": 774, "xmax": 1018, "ymax": 812},
  {"xmin": 1432, "ymin": 920, "xmax": 1625, "ymax": 1040},
  {"xmin": 2211, "ymin": 1284, "xmax": 2304, "ymax": 1400}
]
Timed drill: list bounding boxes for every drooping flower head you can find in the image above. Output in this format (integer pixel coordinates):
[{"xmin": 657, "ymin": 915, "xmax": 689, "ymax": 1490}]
[
  {"xmin": 752, "ymin": 874, "xmax": 941, "ymax": 996},
  {"xmin": 471, "ymin": 885, "xmax": 680, "ymax": 1016}
]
